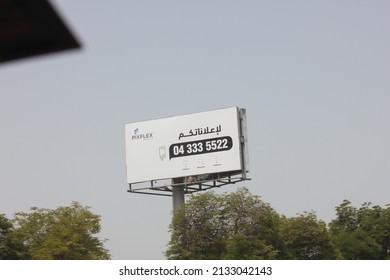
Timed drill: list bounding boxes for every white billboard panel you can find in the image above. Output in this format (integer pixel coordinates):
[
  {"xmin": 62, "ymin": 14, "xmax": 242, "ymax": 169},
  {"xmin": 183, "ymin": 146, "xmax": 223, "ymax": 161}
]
[{"xmin": 125, "ymin": 107, "xmax": 248, "ymax": 184}]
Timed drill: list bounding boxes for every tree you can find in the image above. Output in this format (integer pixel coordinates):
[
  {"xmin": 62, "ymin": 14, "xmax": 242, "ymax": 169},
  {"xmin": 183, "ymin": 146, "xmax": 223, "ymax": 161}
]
[
  {"xmin": 329, "ymin": 200, "xmax": 390, "ymax": 259},
  {"xmin": 166, "ymin": 191, "xmax": 226, "ymax": 259},
  {"xmin": 329, "ymin": 200, "xmax": 358, "ymax": 233},
  {"xmin": 166, "ymin": 188, "xmax": 390, "ymax": 260},
  {"xmin": 378, "ymin": 205, "xmax": 390, "ymax": 259},
  {"xmin": 165, "ymin": 188, "xmax": 281, "ymax": 260},
  {"xmin": 358, "ymin": 203, "xmax": 390, "ymax": 259},
  {"xmin": 279, "ymin": 212, "xmax": 339, "ymax": 259},
  {"xmin": 10, "ymin": 202, "xmax": 110, "ymax": 260},
  {"xmin": 1, "ymin": 214, "xmax": 23, "ymax": 259},
  {"xmin": 0, "ymin": 214, "xmax": 13, "ymax": 259},
  {"xmin": 331, "ymin": 229, "xmax": 380, "ymax": 260},
  {"xmin": 222, "ymin": 188, "xmax": 281, "ymax": 259}
]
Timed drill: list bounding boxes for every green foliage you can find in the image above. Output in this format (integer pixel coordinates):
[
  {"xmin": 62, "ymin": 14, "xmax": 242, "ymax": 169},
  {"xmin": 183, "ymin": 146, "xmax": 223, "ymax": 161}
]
[
  {"xmin": 222, "ymin": 188, "xmax": 282, "ymax": 259},
  {"xmin": 166, "ymin": 188, "xmax": 282, "ymax": 260},
  {"xmin": 0, "ymin": 214, "xmax": 13, "ymax": 259},
  {"xmin": 329, "ymin": 200, "xmax": 358, "ymax": 233},
  {"xmin": 166, "ymin": 192, "xmax": 226, "ymax": 259},
  {"xmin": 0, "ymin": 214, "xmax": 26, "ymax": 259},
  {"xmin": 224, "ymin": 234, "xmax": 277, "ymax": 260},
  {"xmin": 279, "ymin": 212, "xmax": 339, "ymax": 259},
  {"xmin": 331, "ymin": 229, "xmax": 380, "ymax": 260},
  {"xmin": 166, "ymin": 188, "xmax": 390, "ymax": 260},
  {"xmin": 329, "ymin": 200, "xmax": 390, "ymax": 259},
  {"xmin": 10, "ymin": 202, "xmax": 110, "ymax": 260}
]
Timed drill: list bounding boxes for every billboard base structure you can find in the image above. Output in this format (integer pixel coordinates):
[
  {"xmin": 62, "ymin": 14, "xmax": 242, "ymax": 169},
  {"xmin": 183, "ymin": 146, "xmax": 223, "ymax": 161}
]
[{"xmin": 127, "ymin": 171, "xmax": 251, "ymax": 205}]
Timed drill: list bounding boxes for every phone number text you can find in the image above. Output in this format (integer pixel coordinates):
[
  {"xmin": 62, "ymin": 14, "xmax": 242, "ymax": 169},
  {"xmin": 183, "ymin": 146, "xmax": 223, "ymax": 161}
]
[{"xmin": 169, "ymin": 136, "xmax": 233, "ymax": 159}]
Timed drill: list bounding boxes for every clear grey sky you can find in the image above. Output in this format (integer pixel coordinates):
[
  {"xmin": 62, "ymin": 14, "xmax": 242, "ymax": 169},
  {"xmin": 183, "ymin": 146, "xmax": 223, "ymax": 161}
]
[{"xmin": 1, "ymin": 0, "xmax": 389, "ymax": 259}]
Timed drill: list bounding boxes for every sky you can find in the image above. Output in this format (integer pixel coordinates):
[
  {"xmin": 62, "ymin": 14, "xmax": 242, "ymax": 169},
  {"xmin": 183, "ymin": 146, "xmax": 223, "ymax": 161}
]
[{"xmin": 1, "ymin": 0, "xmax": 390, "ymax": 259}]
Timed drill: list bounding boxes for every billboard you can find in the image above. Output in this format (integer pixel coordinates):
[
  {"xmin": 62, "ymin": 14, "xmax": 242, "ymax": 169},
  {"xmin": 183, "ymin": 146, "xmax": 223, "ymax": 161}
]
[{"xmin": 125, "ymin": 107, "xmax": 249, "ymax": 184}]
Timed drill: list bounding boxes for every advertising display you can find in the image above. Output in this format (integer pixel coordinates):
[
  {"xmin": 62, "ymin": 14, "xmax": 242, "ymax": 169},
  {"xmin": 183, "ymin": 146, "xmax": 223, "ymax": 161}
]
[{"xmin": 125, "ymin": 107, "xmax": 248, "ymax": 184}]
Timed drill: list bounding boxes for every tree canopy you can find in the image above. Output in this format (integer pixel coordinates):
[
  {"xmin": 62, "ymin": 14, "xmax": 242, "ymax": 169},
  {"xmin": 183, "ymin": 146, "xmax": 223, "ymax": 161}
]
[
  {"xmin": 0, "ymin": 214, "xmax": 25, "ymax": 260},
  {"xmin": 166, "ymin": 188, "xmax": 284, "ymax": 260},
  {"xmin": 166, "ymin": 187, "xmax": 390, "ymax": 260},
  {"xmin": 329, "ymin": 200, "xmax": 390, "ymax": 259},
  {"xmin": 279, "ymin": 212, "xmax": 339, "ymax": 259},
  {"xmin": 1, "ymin": 202, "xmax": 110, "ymax": 260}
]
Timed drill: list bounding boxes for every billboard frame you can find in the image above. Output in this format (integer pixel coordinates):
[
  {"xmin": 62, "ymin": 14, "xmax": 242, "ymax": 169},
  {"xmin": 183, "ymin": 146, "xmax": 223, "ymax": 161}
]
[{"xmin": 126, "ymin": 107, "xmax": 250, "ymax": 199}]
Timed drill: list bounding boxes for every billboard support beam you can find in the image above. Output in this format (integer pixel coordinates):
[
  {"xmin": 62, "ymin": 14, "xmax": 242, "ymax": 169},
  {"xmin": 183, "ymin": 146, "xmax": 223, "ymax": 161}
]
[{"xmin": 127, "ymin": 173, "xmax": 250, "ymax": 196}]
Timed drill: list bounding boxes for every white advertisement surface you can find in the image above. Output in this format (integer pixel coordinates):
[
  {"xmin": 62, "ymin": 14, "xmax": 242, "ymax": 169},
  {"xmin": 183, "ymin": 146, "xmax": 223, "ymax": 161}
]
[{"xmin": 125, "ymin": 107, "xmax": 244, "ymax": 184}]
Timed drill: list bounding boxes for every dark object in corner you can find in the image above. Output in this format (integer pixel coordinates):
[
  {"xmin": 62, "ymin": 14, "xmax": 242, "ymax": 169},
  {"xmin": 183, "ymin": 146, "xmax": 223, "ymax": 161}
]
[{"xmin": 0, "ymin": 0, "xmax": 80, "ymax": 64}]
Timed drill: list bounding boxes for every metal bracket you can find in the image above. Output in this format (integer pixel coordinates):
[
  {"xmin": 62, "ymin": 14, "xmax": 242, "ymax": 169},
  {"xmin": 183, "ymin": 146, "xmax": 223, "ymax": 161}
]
[{"xmin": 127, "ymin": 171, "xmax": 251, "ymax": 197}]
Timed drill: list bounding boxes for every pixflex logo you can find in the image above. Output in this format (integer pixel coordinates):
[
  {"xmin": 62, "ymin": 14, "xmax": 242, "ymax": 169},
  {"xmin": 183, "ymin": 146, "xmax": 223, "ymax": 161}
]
[{"xmin": 131, "ymin": 128, "xmax": 153, "ymax": 141}]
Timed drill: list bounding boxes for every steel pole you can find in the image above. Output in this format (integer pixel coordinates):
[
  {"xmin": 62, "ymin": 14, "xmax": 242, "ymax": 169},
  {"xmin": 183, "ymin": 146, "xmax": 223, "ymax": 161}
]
[{"xmin": 172, "ymin": 178, "xmax": 185, "ymax": 211}]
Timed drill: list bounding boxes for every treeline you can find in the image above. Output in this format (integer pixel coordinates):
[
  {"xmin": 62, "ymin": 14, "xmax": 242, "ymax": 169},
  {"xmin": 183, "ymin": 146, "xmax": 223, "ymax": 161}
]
[
  {"xmin": 166, "ymin": 187, "xmax": 390, "ymax": 260},
  {"xmin": 0, "ymin": 202, "xmax": 110, "ymax": 260}
]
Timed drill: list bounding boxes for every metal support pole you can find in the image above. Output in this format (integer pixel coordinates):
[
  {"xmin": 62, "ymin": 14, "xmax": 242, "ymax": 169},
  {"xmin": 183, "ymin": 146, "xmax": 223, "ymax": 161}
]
[{"xmin": 172, "ymin": 178, "xmax": 185, "ymax": 211}]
